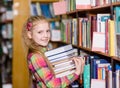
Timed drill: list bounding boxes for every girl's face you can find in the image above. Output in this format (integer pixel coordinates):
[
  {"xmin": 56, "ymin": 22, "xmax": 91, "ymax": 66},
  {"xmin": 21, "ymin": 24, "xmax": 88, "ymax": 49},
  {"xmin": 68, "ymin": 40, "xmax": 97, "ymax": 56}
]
[{"xmin": 28, "ymin": 21, "xmax": 51, "ymax": 47}]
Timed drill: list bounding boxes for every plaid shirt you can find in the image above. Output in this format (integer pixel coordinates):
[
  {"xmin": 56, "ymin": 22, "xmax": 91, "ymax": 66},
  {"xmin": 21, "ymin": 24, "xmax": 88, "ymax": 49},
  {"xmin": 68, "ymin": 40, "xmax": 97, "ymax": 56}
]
[{"xmin": 27, "ymin": 53, "xmax": 79, "ymax": 88}]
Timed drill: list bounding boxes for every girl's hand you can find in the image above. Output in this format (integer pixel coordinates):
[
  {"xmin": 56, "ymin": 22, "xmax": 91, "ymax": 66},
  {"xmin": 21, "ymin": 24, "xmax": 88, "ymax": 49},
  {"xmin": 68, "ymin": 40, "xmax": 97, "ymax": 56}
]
[{"xmin": 72, "ymin": 57, "xmax": 85, "ymax": 75}]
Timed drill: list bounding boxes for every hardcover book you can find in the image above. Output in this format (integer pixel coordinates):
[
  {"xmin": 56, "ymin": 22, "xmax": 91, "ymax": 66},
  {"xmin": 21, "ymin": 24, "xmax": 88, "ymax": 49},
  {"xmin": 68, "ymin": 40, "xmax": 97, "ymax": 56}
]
[{"xmin": 45, "ymin": 44, "xmax": 78, "ymax": 78}]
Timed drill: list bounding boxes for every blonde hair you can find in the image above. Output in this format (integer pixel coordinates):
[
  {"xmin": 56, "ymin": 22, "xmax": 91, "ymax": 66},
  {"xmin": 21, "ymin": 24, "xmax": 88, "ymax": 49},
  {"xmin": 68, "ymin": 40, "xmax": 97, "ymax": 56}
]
[
  {"xmin": 22, "ymin": 16, "xmax": 54, "ymax": 78},
  {"xmin": 22, "ymin": 16, "xmax": 49, "ymax": 51}
]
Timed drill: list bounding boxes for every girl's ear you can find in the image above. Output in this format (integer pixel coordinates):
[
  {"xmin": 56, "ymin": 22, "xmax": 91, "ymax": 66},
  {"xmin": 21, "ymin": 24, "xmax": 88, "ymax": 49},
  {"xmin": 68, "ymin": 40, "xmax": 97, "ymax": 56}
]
[{"xmin": 27, "ymin": 31, "xmax": 32, "ymax": 39}]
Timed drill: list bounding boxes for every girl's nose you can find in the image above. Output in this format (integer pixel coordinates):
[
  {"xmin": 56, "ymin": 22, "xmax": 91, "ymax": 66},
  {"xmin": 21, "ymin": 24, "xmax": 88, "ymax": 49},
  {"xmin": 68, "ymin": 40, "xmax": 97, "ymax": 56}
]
[{"xmin": 44, "ymin": 32, "xmax": 48, "ymax": 37}]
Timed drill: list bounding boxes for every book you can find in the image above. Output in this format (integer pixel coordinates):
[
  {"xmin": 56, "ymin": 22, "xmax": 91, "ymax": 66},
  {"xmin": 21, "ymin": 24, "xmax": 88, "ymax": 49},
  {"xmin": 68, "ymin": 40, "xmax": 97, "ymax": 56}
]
[
  {"xmin": 97, "ymin": 63, "xmax": 110, "ymax": 79},
  {"xmin": 35, "ymin": 2, "xmax": 42, "ymax": 16},
  {"xmin": 45, "ymin": 44, "xmax": 78, "ymax": 78},
  {"xmin": 48, "ymin": 49, "xmax": 77, "ymax": 62},
  {"xmin": 97, "ymin": 13, "xmax": 110, "ymax": 32},
  {"xmin": 108, "ymin": 20, "xmax": 116, "ymax": 56},
  {"xmin": 114, "ymin": 6, "xmax": 120, "ymax": 33},
  {"xmin": 45, "ymin": 44, "xmax": 73, "ymax": 57},
  {"xmin": 90, "ymin": 58, "xmax": 109, "ymax": 79},
  {"xmin": 84, "ymin": 64, "xmax": 90, "ymax": 88},
  {"xmin": 75, "ymin": 0, "xmax": 91, "ymax": 9},
  {"xmin": 51, "ymin": 29, "xmax": 61, "ymax": 41},
  {"xmin": 91, "ymin": 79, "xmax": 105, "ymax": 88},
  {"xmin": 92, "ymin": 32, "xmax": 105, "ymax": 53},
  {"xmin": 40, "ymin": 4, "xmax": 52, "ymax": 18},
  {"xmin": 53, "ymin": 1, "xmax": 67, "ymax": 15},
  {"xmin": 55, "ymin": 69, "xmax": 75, "ymax": 78},
  {"xmin": 116, "ymin": 34, "xmax": 120, "ymax": 58}
]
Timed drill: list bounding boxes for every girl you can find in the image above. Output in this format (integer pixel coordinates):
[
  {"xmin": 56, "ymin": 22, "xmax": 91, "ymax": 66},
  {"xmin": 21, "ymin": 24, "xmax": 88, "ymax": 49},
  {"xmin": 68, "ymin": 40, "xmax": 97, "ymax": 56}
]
[{"xmin": 22, "ymin": 16, "xmax": 85, "ymax": 88}]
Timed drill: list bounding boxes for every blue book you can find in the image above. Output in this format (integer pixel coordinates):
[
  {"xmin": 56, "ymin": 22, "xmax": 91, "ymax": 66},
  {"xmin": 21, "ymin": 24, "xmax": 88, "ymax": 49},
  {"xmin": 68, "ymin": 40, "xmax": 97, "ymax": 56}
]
[
  {"xmin": 114, "ymin": 6, "xmax": 120, "ymax": 33},
  {"xmin": 91, "ymin": 58, "xmax": 109, "ymax": 79},
  {"xmin": 40, "ymin": 4, "xmax": 52, "ymax": 18},
  {"xmin": 89, "ymin": 55, "xmax": 100, "ymax": 78},
  {"xmin": 31, "ymin": 4, "xmax": 38, "ymax": 16}
]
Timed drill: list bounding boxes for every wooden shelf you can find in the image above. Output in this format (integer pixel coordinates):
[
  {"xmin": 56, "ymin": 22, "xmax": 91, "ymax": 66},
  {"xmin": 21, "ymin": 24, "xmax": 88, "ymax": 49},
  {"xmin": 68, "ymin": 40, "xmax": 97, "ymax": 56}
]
[
  {"xmin": 47, "ymin": 17, "xmax": 60, "ymax": 22},
  {"xmin": 65, "ymin": 3, "xmax": 120, "ymax": 15},
  {"xmin": 31, "ymin": 0, "xmax": 59, "ymax": 3},
  {"xmin": 0, "ymin": 20, "xmax": 12, "ymax": 24},
  {"xmin": 51, "ymin": 41, "xmax": 120, "ymax": 62}
]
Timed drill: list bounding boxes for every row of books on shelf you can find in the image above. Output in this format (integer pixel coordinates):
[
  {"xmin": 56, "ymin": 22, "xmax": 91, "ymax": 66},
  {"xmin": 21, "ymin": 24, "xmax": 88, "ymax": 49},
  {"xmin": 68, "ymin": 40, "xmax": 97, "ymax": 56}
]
[
  {"xmin": 0, "ymin": 23, "xmax": 13, "ymax": 39},
  {"xmin": 31, "ymin": 2, "xmax": 56, "ymax": 18},
  {"xmin": 50, "ymin": 6, "xmax": 120, "ymax": 58},
  {"xmin": 0, "ymin": 10, "xmax": 13, "ymax": 22},
  {"xmin": 85, "ymin": 55, "xmax": 120, "ymax": 88},
  {"xmin": 1, "ymin": 41, "xmax": 12, "ymax": 58},
  {"xmin": 52, "ymin": 0, "xmax": 120, "ymax": 15},
  {"xmin": 45, "ymin": 44, "xmax": 120, "ymax": 88},
  {"xmin": 31, "ymin": 0, "xmax": 120, "ymax": 17}
]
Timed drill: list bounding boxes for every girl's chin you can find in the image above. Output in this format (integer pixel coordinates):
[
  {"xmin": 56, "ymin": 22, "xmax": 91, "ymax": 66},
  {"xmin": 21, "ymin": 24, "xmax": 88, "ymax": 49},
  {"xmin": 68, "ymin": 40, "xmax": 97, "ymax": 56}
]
[{"xmin": 40, "ymin": 43, "xmax": 49, "ymax": 47}]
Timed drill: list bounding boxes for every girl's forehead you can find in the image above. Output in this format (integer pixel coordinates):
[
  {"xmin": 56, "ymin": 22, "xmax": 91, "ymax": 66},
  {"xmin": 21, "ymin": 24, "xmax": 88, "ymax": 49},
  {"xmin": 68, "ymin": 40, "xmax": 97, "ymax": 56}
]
[
  {"xmin": 33, "ymin": 21, "xmax": 49, "ymax": 29},
  {"xmin": 33, "ymin": 21, "xmax": 48, "ymax": 26}
]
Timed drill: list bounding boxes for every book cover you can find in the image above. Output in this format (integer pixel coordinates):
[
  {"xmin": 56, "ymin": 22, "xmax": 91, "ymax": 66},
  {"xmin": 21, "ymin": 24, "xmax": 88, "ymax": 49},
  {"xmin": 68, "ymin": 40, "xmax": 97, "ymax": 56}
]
[
  {"xmin": 51, "ymin": 29, "xmax": 61, "ymax": 41},
  {"xmin": 35, "ymin": 2, "xmax": 42, "ymax": 16},
  {"xmin": 40, "ymin": 4, "xmax": 52, "ymax": 18},
  {"xmin": 92, "ymin": 32, "xmax": 105, "ymax": 53},
  {"xmin": 48, "ymin": 49, "xmax": 77, "ymax": 61},
  {"xmin": 114, "ymin": 6, "xmax": 120, "ymax": 33},
  {"xmin": 75, "ymin": 0, "xmax": 91, "ymax": 9},
  {"xmin": 116, "ymin": 34, "xmax": 120, "ymax": 57},
  {"xmin": 108, "ymin": 20, "xmax": 116, "ymax": 56},
  {"xmin": 83, "ymin": 64, "xmax": 90, "ymax": 88},
  {"xmin": 91, "ymin": 79, "xmax": 105, "ymax": 88},
  {"xmin": 97, "ymin": 13, "xmax": 110, "ymax": 32},
  {"xmin": 90, "ymin": 58, "xmax": 109, "ymax": 79},
  {"xmin": 53, "ymin": 1, "xmax": 67, "ymax": 15},
  {"xmin": 45, "ymin": 45, "xmax": 79, "ymax": 77},
  {"xmin": 45, "ymin": 44, "xmax": 73, "ymax": 57}
]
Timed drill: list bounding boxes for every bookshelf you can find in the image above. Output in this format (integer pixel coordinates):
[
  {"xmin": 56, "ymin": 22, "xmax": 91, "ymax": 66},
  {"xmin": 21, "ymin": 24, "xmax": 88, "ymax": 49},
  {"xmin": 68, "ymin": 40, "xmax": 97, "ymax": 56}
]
[
  {"xmin": 12, "ymin": 0, "xmax": 30, "ymax": 88},
  {"xmin": 12, "ymin": 0, "xmax": 120, "ymax": 88},
  {"xmin": 12, "ymin": 0, "xmax": 59, "ymax": 88},
  {"xmin": 48, "ymin": 0, "xmax": 120, "ymax": 88},
  {"xmin": 31, "ymin": 0, "xmax": 58, "ymax": 3},
  {"xmin": 0, "ymin": 0, "xmax": 13, "ymax": 86}
]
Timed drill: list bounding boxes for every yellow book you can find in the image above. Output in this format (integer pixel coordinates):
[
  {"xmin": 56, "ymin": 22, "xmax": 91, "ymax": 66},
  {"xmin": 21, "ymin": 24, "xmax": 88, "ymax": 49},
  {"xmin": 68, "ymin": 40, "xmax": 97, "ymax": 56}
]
[{"xmin": 108, "ymin": 20, "xmax": 116, "ymax": 56}]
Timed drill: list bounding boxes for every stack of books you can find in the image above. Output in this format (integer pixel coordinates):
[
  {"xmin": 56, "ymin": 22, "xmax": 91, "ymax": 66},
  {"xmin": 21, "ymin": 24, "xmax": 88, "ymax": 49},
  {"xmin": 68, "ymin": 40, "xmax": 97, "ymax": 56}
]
[{"xmin": 45, "ymin": 44, "xmax": 78, "ymax": 78}]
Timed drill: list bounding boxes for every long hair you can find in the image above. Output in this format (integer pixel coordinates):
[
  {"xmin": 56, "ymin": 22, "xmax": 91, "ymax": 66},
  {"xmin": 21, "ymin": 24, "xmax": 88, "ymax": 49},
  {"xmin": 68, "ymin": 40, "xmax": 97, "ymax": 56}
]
[{"xmin": 22, "ymin": 16, "xmax": 55, "ymax": 83}]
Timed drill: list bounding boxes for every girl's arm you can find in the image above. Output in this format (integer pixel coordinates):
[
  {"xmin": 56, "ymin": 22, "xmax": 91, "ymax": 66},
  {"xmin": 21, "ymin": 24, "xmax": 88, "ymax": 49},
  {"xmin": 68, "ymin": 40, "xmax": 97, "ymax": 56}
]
[{"xmin": 28, "ymin": 53, "xmax": 79, "ymax": 88}]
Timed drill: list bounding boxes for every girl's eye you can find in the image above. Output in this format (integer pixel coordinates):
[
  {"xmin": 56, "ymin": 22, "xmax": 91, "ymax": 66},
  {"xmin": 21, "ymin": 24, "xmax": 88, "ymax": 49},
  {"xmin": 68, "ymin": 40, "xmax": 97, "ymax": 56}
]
[
  {"xmin": 47, "ymin": 30, "xmax": 50, "ymax": 32},
  {"xmin": 38, "ymin": 31, "xmax": 42, "ymax": 33}
]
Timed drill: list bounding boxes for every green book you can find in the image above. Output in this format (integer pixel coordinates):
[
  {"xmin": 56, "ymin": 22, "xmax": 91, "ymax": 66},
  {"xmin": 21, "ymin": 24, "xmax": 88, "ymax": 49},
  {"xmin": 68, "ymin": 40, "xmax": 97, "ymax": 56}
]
[{"xmin": 83, "ymin": 64, "xmax": 90, "ymax": 88}]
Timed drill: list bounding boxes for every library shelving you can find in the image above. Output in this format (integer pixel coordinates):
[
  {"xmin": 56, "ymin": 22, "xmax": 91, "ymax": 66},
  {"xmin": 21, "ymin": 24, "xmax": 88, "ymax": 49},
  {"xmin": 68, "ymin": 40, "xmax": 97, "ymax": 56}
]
[
  {"xmin": 0, "ymin": 0, "xmax": 13, "ymax": 87},
  {"xmin": 12, "ymin": 0, "xmax": 59, "ymax": 88},
  {"xmin": 51, "ymin": 0, "xmax": 120, "ymax": 88},
  {"xmin": 12, "ymin": 0, "xmax": 120, "ymax": 88}
]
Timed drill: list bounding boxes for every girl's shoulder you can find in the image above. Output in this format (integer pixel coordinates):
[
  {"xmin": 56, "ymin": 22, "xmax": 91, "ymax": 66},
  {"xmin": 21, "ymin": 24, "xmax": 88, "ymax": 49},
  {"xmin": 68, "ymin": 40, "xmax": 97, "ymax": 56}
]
[{"xmin": 27, "ymin": 52, "xmax": 43, "ymax": 60}]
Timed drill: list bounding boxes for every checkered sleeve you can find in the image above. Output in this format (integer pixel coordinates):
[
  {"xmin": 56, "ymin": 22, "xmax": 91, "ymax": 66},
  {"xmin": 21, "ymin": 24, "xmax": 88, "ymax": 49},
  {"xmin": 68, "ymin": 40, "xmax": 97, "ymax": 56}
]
[{"xmin": 28, "ymin": 53, "xmax": 79, "ymax": 88}]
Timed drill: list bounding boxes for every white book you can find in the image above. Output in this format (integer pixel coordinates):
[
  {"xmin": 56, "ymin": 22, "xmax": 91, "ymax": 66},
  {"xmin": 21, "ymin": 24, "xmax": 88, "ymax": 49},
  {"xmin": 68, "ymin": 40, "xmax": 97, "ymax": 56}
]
[
  {"xmin": 92, "ymin": 32, "xmax": 105, "ymax": 53},
  {"xmin": 91, "ymin": 79, "xmax": 105, "ymax": 88},
  {"xmin": 97, "ymin": 63, "xmax": 110, "ymax": 67},
  {"xmin": 76, "ymin": 0, "xmax": 91, "ymax": 9},
  {"xmin": 55, "ymin": 69, "xmax": 75, "ymax": 78},
  {"xmin": 45, "ymin": 44, "xmax": 73, "ymax": 57},
  {"xmin": 48, "ymin": 49, "xmax": 77, "ymax": 61},
  {"xmin": 54, "ymin": 60, "xmax": 73, "ymax": 68},
  {"xmin": 54, "ymin": 64, "xmax": 75, "ymax": 73},
  {"xmin": 116, "ymin": 70, "xmax": 120, "ymax": 88},
  {"xmin": 50, "ymin": 54, "xmax": 74, "ymax": 63},
  {"xmin": 35, "ymin": 2, "xmax": 42, "ymax": 16},
  {"xmin": 97, "ymin": 13, "xmax": 110, "ymax": 32},
  {"xmin": 51, "ymin": 29, "xmax": 61, "ymax": 41}
]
